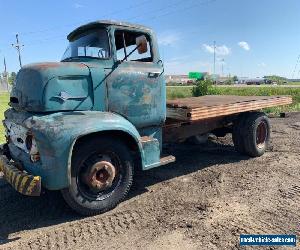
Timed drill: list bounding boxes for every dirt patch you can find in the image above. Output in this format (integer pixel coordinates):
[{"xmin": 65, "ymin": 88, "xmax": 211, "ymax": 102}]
[{"xmin": 0, "ymin": 113, "xmax": 299, "ymax": 250}]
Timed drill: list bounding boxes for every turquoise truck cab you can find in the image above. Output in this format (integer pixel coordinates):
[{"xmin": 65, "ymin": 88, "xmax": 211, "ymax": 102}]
[{"xmin": 1, "ymin": 20, "xmax": 175, "ymax": 215}]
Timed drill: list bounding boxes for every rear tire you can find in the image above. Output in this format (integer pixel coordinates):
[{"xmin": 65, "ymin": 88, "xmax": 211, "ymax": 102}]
[
  {"xmin": 61, "ymin": 136, "xmax": 134, "ymax": 216},
  {"xmin": 232, "ymin": 113, "xmax": 248, "ymax": 153},
  {"xmin": 242, "ymin": 112, "xmax": 270, "ymax": 157}
]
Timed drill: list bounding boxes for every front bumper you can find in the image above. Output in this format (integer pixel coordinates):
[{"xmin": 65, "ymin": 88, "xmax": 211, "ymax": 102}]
[{"xmin": 0, "ymin": 154, "xmax": 41, "ymax": 196}]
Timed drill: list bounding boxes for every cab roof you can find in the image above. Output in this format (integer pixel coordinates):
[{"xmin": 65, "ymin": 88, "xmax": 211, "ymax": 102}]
[{"xmin": 67, "ymin": 20, "xmax": 152, "ymax": 40}]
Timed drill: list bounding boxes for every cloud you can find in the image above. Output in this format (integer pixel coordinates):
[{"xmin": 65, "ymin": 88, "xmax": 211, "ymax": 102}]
[
  {"xmin": 74, "ymin": 3, "xmax": 84, "ymax": 8},
  {"xmin": 238, "ymin": 41, "xmax": 250, "ymax": 51},
  {"xmin": 202, "ymin": 44, "xmax": 231, "ymax": 56},
  {"xmin": 158, "ymin": 32, "xmax": 180, "ymax": 46},
  {"xmin": 164, "ymin": 56, "xmax": 212, "ymax": 74},
  {"xmin": 258, "ymin": 62, "xmax": 266, "ymax": 67}
]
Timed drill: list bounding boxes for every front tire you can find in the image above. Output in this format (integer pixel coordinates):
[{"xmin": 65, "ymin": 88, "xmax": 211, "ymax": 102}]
[{"xmin": 61, "ymin": 136, "xmax": 134, "ymax": 216}]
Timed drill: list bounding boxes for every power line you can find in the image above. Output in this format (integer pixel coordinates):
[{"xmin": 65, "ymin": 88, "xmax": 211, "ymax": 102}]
[
  {"xmin": 18, "ymin": 0, "xmax": 153, "ymax": 37},
  {"xmin": 3, "ymin": 0, "xmax": 216, "ymax": 69},
  {"xmin": 291, "ymin": 54, "xmax": 300, "ymax": 79},
  {"xmin": 7, "ymin": 0, "xmax": 215, "ymax": 48},
  {"xmin": 18, "ymin": 0, "xmax": 214, "ymax": 41},
  {"xmin": 128, "ymin": 0, "xmax": 195, "ymax": 21},
  {"xmin": 2, "ymin": 0, "xmax": 159, "ymax": 49},
  {"xmin": 24, "ymin": 35, "xmax": 67, "ymax": 46},
  {"xmin": 130, "ymin": 0, "xmax": 215, "ymax": 23}
]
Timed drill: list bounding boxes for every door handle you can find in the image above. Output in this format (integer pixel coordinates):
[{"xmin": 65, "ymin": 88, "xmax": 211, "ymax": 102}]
[{"xmin": 148, "ymin": 72, "xmax": 161, "ymax": 78}]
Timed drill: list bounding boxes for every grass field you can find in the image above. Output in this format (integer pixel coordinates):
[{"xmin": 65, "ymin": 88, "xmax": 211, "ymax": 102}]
[
  {"xmin": 167, "ymin": 85, "xmax": 300, "ymax": 113},
  {"xmin": 0, "ymin": 93, "xmax": 9, "ymax": 143},
  {"xmin": 289, "ymin": 81, "xmax": 300, "ymax": 85}
]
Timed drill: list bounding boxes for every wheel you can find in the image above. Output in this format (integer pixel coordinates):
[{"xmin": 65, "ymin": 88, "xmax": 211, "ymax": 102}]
[
  {"xmin": 242, "ymin": 112, "xmax": 270, "ymax": 157},
  {"xmin": 61, "ymin": 136, "xmax": 134, "ymax": 216},
  {"xmin": 232, "ymin": 113, "xmax": 248, "ymax": 153}
]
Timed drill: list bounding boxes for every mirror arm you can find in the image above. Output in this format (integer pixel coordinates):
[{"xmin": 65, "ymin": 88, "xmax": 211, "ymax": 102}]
[
  {"xmin": 119, "ymin": 44, "xmax": 141, "ymax": 63},
  {"xmin": 157, "ymin": 59, "xmax": 165, "ymax": 76}
]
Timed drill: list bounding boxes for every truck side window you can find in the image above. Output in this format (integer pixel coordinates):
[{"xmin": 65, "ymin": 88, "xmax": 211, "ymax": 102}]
[{"xmin": 115, "ymin": 30, "xmax": 152, "ymax": 62}]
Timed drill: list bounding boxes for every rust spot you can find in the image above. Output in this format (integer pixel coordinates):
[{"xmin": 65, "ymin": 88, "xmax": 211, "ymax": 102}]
[
  {"xmin": 140, "ymin": 136, "xmax": 152, "ymax": 143},
  {"xmin": 83, "ymin": 161, "xmax": 116, "ymax": 192},
  {"xmin": 75, "ymin": 63, "xmax": 88, "ymax": 68},
  {"xmin": 27, "ymin": 62, "xmax": 87, "ymax": 70},
  {"xmin": 30, "ymin": 62, "xmax": 62, "ymax": 70}
]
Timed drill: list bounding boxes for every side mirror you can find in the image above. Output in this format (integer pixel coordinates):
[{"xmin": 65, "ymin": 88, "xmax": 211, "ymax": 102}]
[{"xmin": 136, "ymin": 35, "xmax": 148, "ymax": 54}]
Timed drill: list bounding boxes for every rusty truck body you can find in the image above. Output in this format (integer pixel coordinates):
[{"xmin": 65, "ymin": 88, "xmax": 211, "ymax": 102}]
[{"xmin": 0, "ymin": 20, "xmax": 292, "ymax": 215}]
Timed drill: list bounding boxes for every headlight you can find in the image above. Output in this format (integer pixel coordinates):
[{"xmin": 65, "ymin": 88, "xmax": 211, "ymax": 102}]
[
  {"xmin": 25, "ymin": 134, "xmax": 33, "ymax": 151},
  {"xmin": 26, "ymin": 133, "xmax": 40, "ymax": 162}
]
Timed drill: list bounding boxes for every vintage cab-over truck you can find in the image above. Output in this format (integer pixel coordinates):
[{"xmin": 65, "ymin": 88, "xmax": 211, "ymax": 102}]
[{"xmin": 0, "ymin": 20, "xmax": 292, "ymax": 215}]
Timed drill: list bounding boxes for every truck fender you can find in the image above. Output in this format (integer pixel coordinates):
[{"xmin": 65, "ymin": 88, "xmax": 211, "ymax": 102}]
[
  {"xmin": 66, "ymin": 120, "xmax": 145, "ymax": 186},
  {"xmin": 26, "ymin": 111, "xmax": 145, "ymax": 190}
]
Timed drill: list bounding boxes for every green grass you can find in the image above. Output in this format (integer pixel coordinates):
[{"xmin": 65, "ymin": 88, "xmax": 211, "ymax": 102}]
[
  {"xmin": 167, "ymin": 86, "xmax": 193, "ymax": 99},
  {"xmin": 167, "ymin": 85, "xmax": 300, "ymax": 114},
  {"xmin": 288, "ymin": 81, "xmax": 300, "ymax": 85},
  {"xmin": 0, "ymin": 93, "xmax": 9, "ymax": 144}
]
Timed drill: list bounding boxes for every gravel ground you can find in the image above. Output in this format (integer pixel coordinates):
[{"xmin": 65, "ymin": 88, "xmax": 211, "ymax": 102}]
[{"xmin": 0, "ymin": 113, "xmax": 299, "ymax": 250}]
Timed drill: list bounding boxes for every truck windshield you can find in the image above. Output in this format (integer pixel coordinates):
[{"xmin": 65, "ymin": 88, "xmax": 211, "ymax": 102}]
[{"xmin": 61, "ymin": 29, "xmax": 110, "ymax": 61}]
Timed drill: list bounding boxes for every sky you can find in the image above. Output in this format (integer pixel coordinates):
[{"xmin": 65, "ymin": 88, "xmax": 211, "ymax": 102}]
[{"xmin": 0, "ymin": 0, "xmax": 300, "ymax": 78}]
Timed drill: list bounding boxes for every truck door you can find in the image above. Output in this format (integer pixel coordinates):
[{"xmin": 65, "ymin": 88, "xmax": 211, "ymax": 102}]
[{"xmin": 106, "ymin": 29, "xmax": 166, "ymax": 129}]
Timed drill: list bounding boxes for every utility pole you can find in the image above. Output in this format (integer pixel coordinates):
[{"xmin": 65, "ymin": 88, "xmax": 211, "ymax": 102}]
[
  {"xmin": 12, "ymin": 34, "xmax": 24, "ymax": 68},
  {"xmin": 221, "ymin": 58, "xmax": 224, "ymax": 77},
  {"xmin": 213, "ymin": 41, "xmax": 216, "ymax": 85},
  {"xmin": 3, "ymin": 57, "xmax": 9, "ymax": 91},
  {"xmin": 213, "ymin": 41, "xmax": 216, "ymax": 75}
]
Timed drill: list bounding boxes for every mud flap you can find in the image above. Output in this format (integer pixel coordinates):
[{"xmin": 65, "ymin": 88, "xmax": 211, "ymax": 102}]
[{"xmin": 0, "ymin": 155, "xmax": 41, "ymax": 196}]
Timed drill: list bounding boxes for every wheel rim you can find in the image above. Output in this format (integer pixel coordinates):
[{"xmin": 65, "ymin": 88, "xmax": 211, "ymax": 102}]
[
  {"xmin": 76, "ymin": 152, "xmax": 123, "ymax": 201},
  {"xmin": 256, "ymin": 120, "xmax": 267, "ymax": 149},
  {"xmin": 83, "ymin": 161, "xmax": 116, "ymax": 192}
]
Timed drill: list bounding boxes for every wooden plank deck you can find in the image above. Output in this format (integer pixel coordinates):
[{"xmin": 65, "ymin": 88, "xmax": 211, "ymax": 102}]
[{"xmin": 166, "ymin": 95, "xmax": 293, "ymax": 121}]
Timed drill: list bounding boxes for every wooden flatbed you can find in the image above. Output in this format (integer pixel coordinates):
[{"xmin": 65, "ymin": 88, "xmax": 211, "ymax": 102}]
[{"xmin": 166, "ymin": 95, "xmax": 292, "ymax": 121}]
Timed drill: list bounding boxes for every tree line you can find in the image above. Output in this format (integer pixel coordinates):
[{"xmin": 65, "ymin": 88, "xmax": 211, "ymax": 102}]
[{"xmin": 0, "ymin": 72, "xmax": 17, "ymax": 85}]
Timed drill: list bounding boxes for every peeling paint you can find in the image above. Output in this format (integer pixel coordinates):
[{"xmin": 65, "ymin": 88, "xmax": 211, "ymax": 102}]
[
  {"xmin": 5, "ymin": 108, "xmax": 146, "ymax": 189},
  {"xmin": 3, "ymin": 21, "xmax": 167, "ymax": 191}
]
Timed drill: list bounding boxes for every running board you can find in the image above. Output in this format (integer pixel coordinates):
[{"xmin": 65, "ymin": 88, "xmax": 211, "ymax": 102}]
[
  {"xmin": 144, "ymin": 155, "xmax": 176, "ymax": 170},
  {"xmin": 140, "ymin": 136, "xmax": 176, "ymax": 170},
  {"xmin": 160, "ymin": 155, "xmax": 176, "ymax": 166}
]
